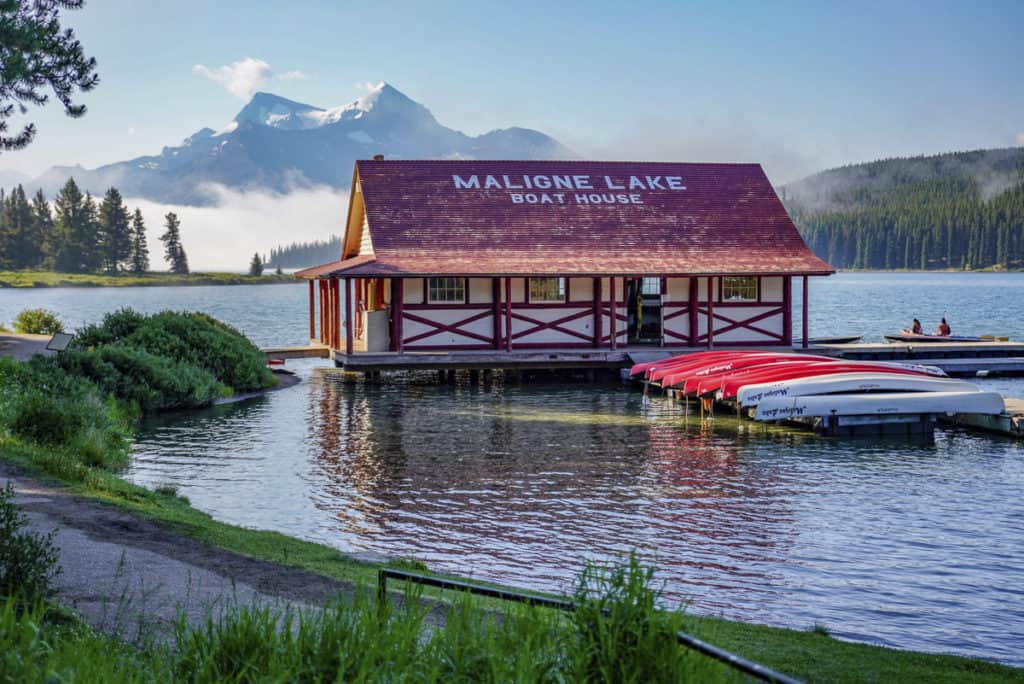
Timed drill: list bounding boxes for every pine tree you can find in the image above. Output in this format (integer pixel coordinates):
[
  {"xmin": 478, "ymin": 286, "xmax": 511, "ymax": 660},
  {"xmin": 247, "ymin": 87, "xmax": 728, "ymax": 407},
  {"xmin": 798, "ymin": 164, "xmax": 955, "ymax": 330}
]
[
  {"xmin": 52, "ymin": 178, "xmax": 98, "ymax": 273},
  {"xmin": 98, "ymin": 187, "xmax": 131, "ymax": 272},
  {"xmin": 0, "ymin": 0, "xmax": 99, "ymax": 151},
  {"xmin": 129, "ymin": 208, "xmax": 149, "ymax": 273},
  {"xmin": 0, "ymin": 188, "xmax": 9, "ymax": 268},
  {"xmin": 248, "ymin": 252, "xmax": 263, "ymax": 276},
  {"xmin": 160, "ymin": 212, "xmax": 188, "ymax": 274},
  {"xmin": 31, "ymin": 188, "xmax": 54, "ymax": 269}
]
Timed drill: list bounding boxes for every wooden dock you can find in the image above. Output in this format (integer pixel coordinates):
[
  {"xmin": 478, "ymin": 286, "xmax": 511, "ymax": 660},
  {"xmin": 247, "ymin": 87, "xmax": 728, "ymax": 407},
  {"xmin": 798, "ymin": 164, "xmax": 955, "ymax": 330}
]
[
  {"xmin": 943, "ymin": 397, "xmax": 1024, "ymax": 439},
  {"xmin": 261, "ymin": 344, "xmax": 331, "ymax": 360},
  {"xmin": 332, "ymin": 348, "xmax": 644, "ymax": 371},
  {"xmin": 813, "ymin": 341, "xmax": 1024, "ymax": 376}
]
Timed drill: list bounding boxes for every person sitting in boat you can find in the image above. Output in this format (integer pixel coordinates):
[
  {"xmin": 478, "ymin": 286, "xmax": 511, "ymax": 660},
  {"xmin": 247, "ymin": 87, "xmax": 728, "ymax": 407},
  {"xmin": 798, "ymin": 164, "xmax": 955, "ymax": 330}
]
[
  {"xmin": 911, "ymin": 318, "xmax": 923, "ymax": 335},
  {"xmin": 937, "ymin": 318, "xmax": 951, "ymax": 336}
]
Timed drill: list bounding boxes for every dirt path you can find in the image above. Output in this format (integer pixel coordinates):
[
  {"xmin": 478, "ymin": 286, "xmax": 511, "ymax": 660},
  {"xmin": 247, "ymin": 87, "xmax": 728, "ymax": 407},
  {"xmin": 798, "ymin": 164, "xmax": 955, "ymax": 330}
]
[
  {"xmin": 0, "ymin": 333, "xmax": 51, "ymax": 361},
  {"xmin": 1, "ymin": 461, "xmax": 357, "ymax": 638}
]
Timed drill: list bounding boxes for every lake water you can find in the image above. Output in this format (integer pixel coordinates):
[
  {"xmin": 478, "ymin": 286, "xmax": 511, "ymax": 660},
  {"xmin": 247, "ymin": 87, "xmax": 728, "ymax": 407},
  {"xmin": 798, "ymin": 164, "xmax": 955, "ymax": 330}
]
[{"xmin": 2, "ymin": 273, "xmax": 1023, "ymax": 665}]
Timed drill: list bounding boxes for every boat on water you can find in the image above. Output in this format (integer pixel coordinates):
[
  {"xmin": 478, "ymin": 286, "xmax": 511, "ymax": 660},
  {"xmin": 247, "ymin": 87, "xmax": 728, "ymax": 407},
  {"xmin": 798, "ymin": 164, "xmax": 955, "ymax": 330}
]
[
  {"xmin": 884, "ymin": 330, "xmax": 991, "ymax": 343},
  {"xmin": 735, "ymin": 372, "xmax": 979, "ymax": 407},
  {"xmin": 809, "ymin": 335, "xmax": 863, "ymax": 345},
  {"xmin": 753, "ymin": 390, "xmax": 1005, "ymax": 422}
]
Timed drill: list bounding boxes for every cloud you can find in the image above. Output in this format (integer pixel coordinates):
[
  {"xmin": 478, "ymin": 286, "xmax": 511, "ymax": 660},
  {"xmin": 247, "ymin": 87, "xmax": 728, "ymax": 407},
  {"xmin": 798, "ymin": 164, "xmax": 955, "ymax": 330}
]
[
  {"xmin": 193, "ymin": 57, "xmax": 273, "ymax": 99},
  {"xmin": 576, "ymin": 114, "xmax": 822, "ymax": 186},
  {"xmin": 353, "ymin": 80, "xmax": 383, "ymax": 92},
  {"xmin": 193, "ymin": 58, "xmax": 311, "ymax": 99},
  {"xmin": 126, "ymin": 185, "xmax": 348, "ymax": 271},
  {"xmin": 1016, "ymin": 132, "xmax": 1024, "ymax": 146}
]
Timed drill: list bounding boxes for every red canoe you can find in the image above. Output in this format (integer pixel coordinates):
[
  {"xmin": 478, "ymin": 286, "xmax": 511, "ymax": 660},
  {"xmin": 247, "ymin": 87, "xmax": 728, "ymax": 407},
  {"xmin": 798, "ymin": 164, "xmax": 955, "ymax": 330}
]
[
  {"xmin": 716, "ymin": 363, "xmax": 929, "ymax": 400},
  {"xmin": 626, "ymin": 350, "xmax": 749, "ymax": 376},
  {"xmin": 659, "ymin": 353, "xmax": 836, "ymax": 388}
]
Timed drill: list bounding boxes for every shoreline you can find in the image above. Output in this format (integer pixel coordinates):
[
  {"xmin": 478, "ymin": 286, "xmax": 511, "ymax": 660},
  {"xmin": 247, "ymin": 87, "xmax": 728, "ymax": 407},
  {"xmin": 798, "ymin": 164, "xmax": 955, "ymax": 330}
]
[
  {"xmin": 2, "ymin": 442, "xmax": 1022, "ymax": 681},
  {"xmin": 0, "ymin": 270, "xmax": 300, "ymax": 288}
]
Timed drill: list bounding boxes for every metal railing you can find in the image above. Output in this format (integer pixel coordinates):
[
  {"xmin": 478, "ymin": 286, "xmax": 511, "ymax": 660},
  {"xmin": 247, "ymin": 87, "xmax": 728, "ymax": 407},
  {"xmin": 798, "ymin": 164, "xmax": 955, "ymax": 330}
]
[{"xmin": 377, "ymin": 568, "xmax": 803, "ymax": 684}]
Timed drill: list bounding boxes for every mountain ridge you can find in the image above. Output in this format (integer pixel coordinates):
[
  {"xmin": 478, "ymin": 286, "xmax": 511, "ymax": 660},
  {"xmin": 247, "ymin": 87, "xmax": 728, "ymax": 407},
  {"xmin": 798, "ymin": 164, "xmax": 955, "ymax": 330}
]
[{"xmin": 26, "ymin": 83, "xmax": 576, "ymax": 205}]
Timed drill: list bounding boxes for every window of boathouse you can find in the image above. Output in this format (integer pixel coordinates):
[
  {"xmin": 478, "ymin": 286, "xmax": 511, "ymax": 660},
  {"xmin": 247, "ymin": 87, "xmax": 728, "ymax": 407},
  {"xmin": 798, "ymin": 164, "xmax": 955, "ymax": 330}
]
[
  {"xmin": 428, "ymin": 277, "xmax": 466, "ymax": 303},
  {"xmin": 722, "ymin": 276, "xmax": 758, "ymax": 301},
  {"xmin": 529, "ymin": 277, "xmax": 566, "ymax": 303}
]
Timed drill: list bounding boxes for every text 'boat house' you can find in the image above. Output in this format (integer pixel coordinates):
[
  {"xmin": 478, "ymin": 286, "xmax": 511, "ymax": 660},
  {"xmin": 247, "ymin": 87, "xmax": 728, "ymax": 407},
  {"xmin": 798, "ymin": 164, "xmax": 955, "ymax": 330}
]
[{"xmin": 297, "ymin": 159, "xmax": 833, "ymax": 370}]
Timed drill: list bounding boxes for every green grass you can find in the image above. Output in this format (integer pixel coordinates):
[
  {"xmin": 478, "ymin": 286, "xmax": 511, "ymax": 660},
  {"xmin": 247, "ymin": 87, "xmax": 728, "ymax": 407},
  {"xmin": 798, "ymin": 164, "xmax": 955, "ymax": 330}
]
[
  {"xmin": 3, "ymin": 438, "xmax": 1023, "ymax": 682},
  {"xmin": 0, "ymin": 270, "xmax": 299, "ymax": 288}
]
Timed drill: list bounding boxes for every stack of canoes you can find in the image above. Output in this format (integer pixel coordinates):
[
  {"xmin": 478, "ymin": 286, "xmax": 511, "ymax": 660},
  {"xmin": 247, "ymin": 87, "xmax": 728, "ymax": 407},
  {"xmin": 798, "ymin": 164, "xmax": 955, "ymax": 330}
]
[{"xmin": 630, "ymin": 351, "xmax": 1005, "ymax": 423}]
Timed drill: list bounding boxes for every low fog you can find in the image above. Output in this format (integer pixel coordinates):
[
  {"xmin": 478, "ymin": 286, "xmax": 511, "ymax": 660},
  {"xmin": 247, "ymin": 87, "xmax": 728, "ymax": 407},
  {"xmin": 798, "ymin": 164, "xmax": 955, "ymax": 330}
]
[{"xmin": 127, "ymin": 184, "xmax": 348, "ymax": 272}]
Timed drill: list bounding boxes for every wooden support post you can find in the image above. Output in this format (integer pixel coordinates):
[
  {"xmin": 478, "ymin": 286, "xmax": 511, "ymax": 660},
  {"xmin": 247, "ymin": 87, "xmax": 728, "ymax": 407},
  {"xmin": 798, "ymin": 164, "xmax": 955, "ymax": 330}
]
[
  {"xmin": 308, "ymin": 280, "xmax": 315, "ymax": 341},
  {"xmin": 782, "ymin": 275, "xmax": 793, "ymax": 346},
  {"xmin": 706, "ymin": 277, "xmax": 714, "ymax": 349},
  {"xmin": 318, "ymin": 280, "xmax": 326, "ymax": 344},
  {"xmin": 610, "ymin": 277, "xmax": 617, "ymax": 350},
  {"xmin": 393, "ymin": 278, "xmax": 404, "ymax": 353},
  {"xmin": 345, "ymin": 278, "xmax": 353, "ymax": 355},
  {"xmin": 688, "ymin": 276, "xmax": 698, "ymax": 347},
  {"xmin": 660, "ymin": 276, "xmax": 667, "ymax": 347},
  {"xmin": 325, "ymin": 279, "xmax": 333, "ymax": 348},
  {"xmin": 504, "ymin": 277, "xmax": 513, "ymax": 352},
  {"xmin": 469, "ymin": 369, "xmax": 480, "ymax": 384},
  {"xmin": 492, "ymin": 278, "xmax": 501, "ymax": 349},
  {"xmin": 333, "ymin": 278, "xmax": 341, "ymax": 351},
  {"xmin": 593, "ymin": 277, "xmax": 602, "ymax": 348},
  {"xmin": 802, "ymin": 275, "xmax": 809, "ymax": 349}
]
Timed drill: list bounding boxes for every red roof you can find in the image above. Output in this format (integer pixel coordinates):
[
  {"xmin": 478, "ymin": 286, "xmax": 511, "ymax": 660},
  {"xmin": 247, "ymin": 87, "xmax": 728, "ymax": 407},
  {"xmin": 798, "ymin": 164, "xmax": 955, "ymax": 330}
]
[{"xmin": 299, "ymin": 160, "xmax": 833, "ymax": 278}]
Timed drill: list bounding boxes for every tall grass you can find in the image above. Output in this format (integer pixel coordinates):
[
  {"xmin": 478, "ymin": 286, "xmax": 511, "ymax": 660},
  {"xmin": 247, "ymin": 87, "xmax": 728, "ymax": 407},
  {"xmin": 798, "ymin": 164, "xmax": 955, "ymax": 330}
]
[{"xmin": 0, "ymin": 556, "xmax": 732, "ymax": 683}]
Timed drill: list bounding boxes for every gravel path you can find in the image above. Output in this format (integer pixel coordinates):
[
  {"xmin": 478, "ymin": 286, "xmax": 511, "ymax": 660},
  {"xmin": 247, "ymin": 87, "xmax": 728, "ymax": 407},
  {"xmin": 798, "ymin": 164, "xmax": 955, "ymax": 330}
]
[
  {"xmin": 1, "ymin": 461, "xmax": 357, "ymax": 639},
  {"xmin": 0, "ymin": 333, "xmax": 51, "ymax": 361}
]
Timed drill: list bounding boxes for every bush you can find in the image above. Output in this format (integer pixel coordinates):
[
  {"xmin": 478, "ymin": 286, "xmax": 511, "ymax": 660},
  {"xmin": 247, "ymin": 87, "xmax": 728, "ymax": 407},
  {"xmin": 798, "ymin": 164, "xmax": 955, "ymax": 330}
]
[
  {"xmin": 48, "ymin": 345, "xmax": 224, "ymax": 412},
  {"xmin": 10, "ymin": 392, "xmax": 86, "ymax": 447},
  {"xmin": 0, "ymin": 358, "xmax": 131, "ymax": 469},
  {"xmin": 0, "ymin": 483, "xmax": 61, "ymax": 600},
  {"xmin": 12, "ymin": 308, "xmax": 64, "ymax": 335},
  {"xmin": 76, "ymin": 309, "xmax": 273, "ymax": 393}
]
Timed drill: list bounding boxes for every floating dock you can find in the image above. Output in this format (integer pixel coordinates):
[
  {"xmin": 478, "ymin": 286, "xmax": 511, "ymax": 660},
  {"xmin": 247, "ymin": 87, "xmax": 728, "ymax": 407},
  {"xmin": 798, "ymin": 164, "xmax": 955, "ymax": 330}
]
[
  {"xmin": 261, "ymin": 344, "xmax": 331, "ymax": 360},
  {"xmin": 812, "ymin": 341, "xmax": 1024, "ymax": 376},
  {"xmin": 943, "ymin": 397, "xmax": 1024, "ymax": 439}
]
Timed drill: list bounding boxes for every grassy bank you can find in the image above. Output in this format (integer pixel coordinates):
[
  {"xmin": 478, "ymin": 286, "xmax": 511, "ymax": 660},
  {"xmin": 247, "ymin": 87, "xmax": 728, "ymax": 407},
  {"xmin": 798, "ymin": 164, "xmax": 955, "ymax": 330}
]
[
  {"xmin": 1, "ymin": 314, "xmax": 1022, "ymax": 681},
  {"xmin": 0, "ymin": 270, "xmax": 298, "ymax": 288},
  {"xmin": 3, "ymin": 440, "xmax": 1022, "ymax": 682}
]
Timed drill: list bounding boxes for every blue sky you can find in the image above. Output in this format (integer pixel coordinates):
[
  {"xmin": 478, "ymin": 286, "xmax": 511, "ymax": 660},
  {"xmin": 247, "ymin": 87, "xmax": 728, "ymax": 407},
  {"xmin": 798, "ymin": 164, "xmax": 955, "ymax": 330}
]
[{"xmin": 2, "ymin": 0, "xmax": 1022, "ymax": 183}]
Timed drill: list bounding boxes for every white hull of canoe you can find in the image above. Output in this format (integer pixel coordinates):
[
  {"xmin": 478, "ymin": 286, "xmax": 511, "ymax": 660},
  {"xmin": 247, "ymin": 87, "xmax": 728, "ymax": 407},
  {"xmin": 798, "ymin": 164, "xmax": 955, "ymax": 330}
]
[
  {"xmin": 736, "ymin": 373, "xmax": 979, "ymax": 407},
  {"xmin": 754, "ymin": 390, "xmax": 1005, "ymax": 422}
]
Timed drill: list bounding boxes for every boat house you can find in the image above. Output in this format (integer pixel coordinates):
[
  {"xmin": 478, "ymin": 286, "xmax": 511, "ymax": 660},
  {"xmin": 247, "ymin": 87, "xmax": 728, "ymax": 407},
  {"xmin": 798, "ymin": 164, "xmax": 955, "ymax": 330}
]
[{"xmin": 297, "ymin": 159, "xmax": 833, "ymax": 370}]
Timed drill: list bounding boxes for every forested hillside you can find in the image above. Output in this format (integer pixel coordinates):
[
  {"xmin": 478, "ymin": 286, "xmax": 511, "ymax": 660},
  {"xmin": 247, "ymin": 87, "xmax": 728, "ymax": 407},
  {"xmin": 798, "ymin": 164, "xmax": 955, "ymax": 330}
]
[
  {"xmin": 267, "ymin": 236, "xmax": 341, "ymax": 269},
  {"xmin": 784, "ymin": 148, "xmax": 1024, "ymax": 270},
  {"xmin": 0, "ymin": 179, "xmax": 188, "ymax": 274}
]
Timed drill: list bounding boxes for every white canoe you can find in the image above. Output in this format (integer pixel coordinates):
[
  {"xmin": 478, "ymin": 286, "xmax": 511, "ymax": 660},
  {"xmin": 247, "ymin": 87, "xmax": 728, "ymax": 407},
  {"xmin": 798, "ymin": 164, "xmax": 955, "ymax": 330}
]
[
  {"xmin": 754, "ymin": 390, "xmax": 1005, "ymax": 422},
  {"xmin": 736, "ymin": 373, "xmax": 979, "ymax": 407}
]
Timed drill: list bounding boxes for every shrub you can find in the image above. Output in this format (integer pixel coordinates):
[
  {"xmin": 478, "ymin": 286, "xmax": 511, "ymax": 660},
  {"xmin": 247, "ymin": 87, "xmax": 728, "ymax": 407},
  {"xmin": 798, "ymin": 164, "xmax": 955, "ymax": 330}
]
[
  {"xmin": 0, "ymin": 483, "xmax": 61, "ymax": 599},
  {"xmin": 75, "ymin": 309, "xmax": 273, "ymax": 393},
  {"xmin": 0, "ymin": 357, "xmax": 131, "ymax": 469},
  {"xmin": 10, "ymin": 392, "xmax": 86, "ymax": 446},
  {"xmin": 12, "ymin": 308, "xmax": 64, "ymax": 335},
  {"xmin": 48, "ymin": 345, "xmax": 223, "ymax": 412}
]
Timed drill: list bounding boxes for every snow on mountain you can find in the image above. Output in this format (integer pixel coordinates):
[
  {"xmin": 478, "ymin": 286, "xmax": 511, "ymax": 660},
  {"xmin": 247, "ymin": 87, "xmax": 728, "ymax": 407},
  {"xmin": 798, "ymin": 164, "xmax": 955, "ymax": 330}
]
[{"xmin": 29, "ymin": 83, "xmax": 575, "ymax": 205}]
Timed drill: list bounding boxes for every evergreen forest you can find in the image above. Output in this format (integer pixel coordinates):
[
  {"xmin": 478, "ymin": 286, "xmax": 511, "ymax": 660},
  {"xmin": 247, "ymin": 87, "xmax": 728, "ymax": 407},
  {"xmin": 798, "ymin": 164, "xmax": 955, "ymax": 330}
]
[
  {"xmin": 267, "ymin": 235, "xmax": 341, "ymax": 269},
  {"xmin": 0, "ymin": 178, "xmax": 188, "ymax": 274},
  {"xmin": 785, "ymin": 147, "xmax": 1024, "ymax": 270}
]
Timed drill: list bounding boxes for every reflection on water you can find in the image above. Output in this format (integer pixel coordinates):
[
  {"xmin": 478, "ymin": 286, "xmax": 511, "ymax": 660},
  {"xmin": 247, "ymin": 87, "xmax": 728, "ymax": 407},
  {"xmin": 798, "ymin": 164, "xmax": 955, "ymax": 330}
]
[{"xmin": 129, "ymin": 362, "xmax": 1024, "ymax": 666}]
